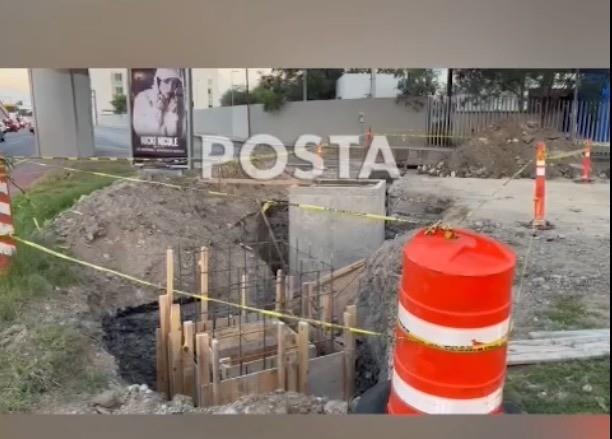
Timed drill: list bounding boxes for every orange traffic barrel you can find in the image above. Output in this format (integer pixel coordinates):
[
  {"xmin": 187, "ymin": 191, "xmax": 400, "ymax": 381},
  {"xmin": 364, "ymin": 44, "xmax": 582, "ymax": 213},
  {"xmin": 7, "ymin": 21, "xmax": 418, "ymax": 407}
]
[{"xmin": 387, "ymin": 227, "xmax": 516, "ymax": 415}]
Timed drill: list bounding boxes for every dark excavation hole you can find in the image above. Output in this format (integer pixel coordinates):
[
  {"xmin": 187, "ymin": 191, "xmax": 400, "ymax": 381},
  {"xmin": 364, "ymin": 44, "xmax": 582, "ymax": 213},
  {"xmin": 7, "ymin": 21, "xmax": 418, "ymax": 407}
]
[
  {"xmin": 255, "ymin": 202, "xmax": 289, "ymax": 274},
  {"xmin": 101, "ymin": 298, "xmax": 200, "ymax": 389}
]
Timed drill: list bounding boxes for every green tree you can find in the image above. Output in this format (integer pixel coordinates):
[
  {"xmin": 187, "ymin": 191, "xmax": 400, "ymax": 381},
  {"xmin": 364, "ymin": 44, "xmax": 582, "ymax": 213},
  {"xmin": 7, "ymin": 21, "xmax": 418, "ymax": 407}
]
[
  {"xmin": 110, "ymin": 94, "xmax": 127, "ymax": 114},
  {"xmin": 394, "ymin": 69, "xmax": 440, "ymax": 97},
  {"xmin": 219, "ymin": 69, "xmax": 344, "ymax": 112},
  {"xmin": 453, "ymin": 69, "xmax": 576, "ymax": 101},
  {"xmin": 220, "ymin": 87, "xmax": 250, "ymax": 106}
]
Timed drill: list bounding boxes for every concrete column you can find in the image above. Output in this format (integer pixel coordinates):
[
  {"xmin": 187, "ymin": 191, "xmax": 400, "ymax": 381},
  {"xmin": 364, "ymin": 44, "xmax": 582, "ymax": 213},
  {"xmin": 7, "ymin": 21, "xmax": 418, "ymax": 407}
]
[{"xmin": 29, "ymin": 69, "xmax": 95, "ymax": 157}]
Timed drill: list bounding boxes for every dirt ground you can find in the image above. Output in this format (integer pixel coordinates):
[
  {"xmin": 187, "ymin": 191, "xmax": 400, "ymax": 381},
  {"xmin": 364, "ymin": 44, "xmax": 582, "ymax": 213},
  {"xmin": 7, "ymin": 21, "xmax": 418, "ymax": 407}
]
[
  {"xmin": 355, "ymin": 171, "xmax": 610, "ymax": 394},
  {"xmin": 420, "ymin": 120, "xmax": 610, "ymax": 179},
  {"xmin": 2, "ymin": 161, "xmax": 609, "ymax": 414}
]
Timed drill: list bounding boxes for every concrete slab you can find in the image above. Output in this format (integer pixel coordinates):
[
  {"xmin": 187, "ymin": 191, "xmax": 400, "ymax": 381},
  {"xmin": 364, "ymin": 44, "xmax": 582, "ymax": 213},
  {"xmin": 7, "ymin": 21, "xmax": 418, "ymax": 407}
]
[{"xmin": 289, "ymin": 179, "xmax": 386, "ymax": 277}]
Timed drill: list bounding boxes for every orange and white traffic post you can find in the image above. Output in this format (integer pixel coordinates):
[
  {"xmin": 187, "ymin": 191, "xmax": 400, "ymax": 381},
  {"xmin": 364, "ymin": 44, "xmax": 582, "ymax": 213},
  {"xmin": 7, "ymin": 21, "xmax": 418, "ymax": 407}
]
[
  {"xmin": 365, "ymin": 126, "xmax": 374, "ymax": 148},
  {"xmin": 532, "ymin": 142, "xmax": 547, "ymax": 229},
  {"xmin": 578, "ymin": 140, "xmax": 593, "ymax": 183},
  {"xmin": 0, "ymin": 156, "xmax": 16, "ymax": 274}
]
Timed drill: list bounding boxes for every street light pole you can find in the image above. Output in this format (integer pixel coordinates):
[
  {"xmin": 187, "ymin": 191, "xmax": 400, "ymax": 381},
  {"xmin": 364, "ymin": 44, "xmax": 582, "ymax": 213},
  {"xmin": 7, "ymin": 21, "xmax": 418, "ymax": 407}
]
[
  {"xmin": 245, "ymin": 68, "xmax": 251, "ymax": 138},
  {"xmin": 303, "ymin": 69, "xmax": 308, "ymax": 101},
  {"xmin": 91, "ymin": 89, "xmax": 98, "ymax": 126}
]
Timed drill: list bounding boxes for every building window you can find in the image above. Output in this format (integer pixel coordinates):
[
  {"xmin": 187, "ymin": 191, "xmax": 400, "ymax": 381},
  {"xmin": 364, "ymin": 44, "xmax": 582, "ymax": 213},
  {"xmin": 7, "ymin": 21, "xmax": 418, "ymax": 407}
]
[
  {"xmin": 208, "ymin": 88, "xmax": 213, "ymax": 108},
  {"xmin": 113, "ymin": 73, "xmax": 123, "ymax": 82},
  {"xmin": 115, "ymin": 86, "xmax": 123, "ymax": 96}
]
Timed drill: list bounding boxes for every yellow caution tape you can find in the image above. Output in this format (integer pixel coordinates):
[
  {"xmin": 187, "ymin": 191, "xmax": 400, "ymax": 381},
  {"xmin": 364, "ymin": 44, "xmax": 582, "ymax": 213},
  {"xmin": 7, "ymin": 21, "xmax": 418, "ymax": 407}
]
[
  {"xmin": 276, "ymin": 201, "xmax": 419, "ymax": 224},
  {"xmin": 12, "ymin": 235, "xmax": 383, "ymax": 338},
  {"xmin": 30, "ymin": 162, "xmax": 184, "ymax": 189},
  {"xmin": 397, "ymin": 321, "xmax": 508, "ymax": 353}
]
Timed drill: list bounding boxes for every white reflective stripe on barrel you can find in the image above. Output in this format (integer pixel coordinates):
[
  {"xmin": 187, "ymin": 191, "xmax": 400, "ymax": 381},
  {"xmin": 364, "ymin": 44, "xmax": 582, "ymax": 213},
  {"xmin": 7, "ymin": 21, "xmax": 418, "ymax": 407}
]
[
  {"xmin": 397, "ymin": 302, "xmax": 510, "ymax": 347},
  {"xmin": 0, "ymin": 223, "xmax": 14, "ymax": 235},
  {"xmin": 0, "ymin": 181, "xmax": 8, "ymax": 195},
  {"xmin": 536, "ymin": 160, "xmax": 546, "ymax": 166},
  {"xmin": 392, "ymin": 370, "xmax": 503, "ymax": 414},
  {"xmin": 0, "ymin": 241, "xmax": 16, "ymax": 256},
  {"xmin": 0, "ymin": 201, "xmax": 11, "ymax": 216},
  {"xmin": 536, "ymin": 167, "xmax": 546, "ymax": 177}
]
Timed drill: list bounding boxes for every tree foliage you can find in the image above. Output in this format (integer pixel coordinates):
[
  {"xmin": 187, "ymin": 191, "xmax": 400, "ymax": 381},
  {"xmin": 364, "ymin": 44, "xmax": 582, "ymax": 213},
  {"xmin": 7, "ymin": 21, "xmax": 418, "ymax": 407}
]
[
  {"xmin": 453, "ymin": 69, "xmax": 576, "ymax": 100},
  {"xmin": 110, "ymin": 93, "xmax": 127, "ymax": 114},
  {"xmin": 220, "ymin": 69, "xmax": 344, "ymax": 112},
  {"xmin": 394, "ymin": 69, "xmax": 440, "ymax": 97}
]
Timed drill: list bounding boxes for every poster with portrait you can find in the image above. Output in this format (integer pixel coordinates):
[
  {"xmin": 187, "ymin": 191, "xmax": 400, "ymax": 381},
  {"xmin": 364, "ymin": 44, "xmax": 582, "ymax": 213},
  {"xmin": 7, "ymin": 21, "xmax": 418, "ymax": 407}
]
[{"xmin": 130, "ymin": 68, "xmax": 188, "ymax": 165}]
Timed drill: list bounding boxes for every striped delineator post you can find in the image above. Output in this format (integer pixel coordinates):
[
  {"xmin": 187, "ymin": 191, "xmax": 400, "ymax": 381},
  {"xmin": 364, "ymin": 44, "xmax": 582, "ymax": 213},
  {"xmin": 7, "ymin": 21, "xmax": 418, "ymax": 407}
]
[
  {"xmin": 579, "ymin": 140, "xmax": 593, "ymax": 183},
  {"xmin": 0, "ymin": 157, "xmax": 16, "ymax": 273},
  {"xmin": 387, "ymin": 227, "xmax": 516, "ymax": 415},
  {"xmin": 533, "ymin": 142, "xmax": 547, "ymax": 228}
]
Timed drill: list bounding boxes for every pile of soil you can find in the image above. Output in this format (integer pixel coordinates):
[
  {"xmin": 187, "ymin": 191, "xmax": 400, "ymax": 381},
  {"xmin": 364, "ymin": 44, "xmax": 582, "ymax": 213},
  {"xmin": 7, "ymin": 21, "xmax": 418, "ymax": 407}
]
[
  {"xmin": 52, "ymin": 181, "xmax": 284, "ymax": 313},
  {"xmin": 353, "ymin": 220, "xmax": 610, "ymax": 391},
  {"xmin": 61, "ymin": 385, "xmax": 348, "ymax": 415},
  {"xmin": 419, "ymin": 120, "xmax": 609, "ymax": 179}
]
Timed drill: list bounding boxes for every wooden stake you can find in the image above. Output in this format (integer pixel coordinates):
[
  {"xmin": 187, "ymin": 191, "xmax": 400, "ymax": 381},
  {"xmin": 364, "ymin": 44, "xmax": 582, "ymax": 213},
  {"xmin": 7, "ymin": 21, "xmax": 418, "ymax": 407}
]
[
  {"xmin": 211, "ymin": 338, "xmax": 220, "ymax": 405},
  {"xmin": 240, "ymin": 272, "xmax": 248, "ymax": 322},
  {"xmin": 155, "ymin": 328, "xmax": 168, "ymax": 398},
  {"xmin": 157, "ymin": 294, "xmax": 171, "ymax": 398},
  {"xmin": 275, "ymin": 269, "xmax": 285, "ymax": 312},
  {"xmin": 301, "ymin": 282, "xmax": 313, "ymax": 318},
  {"xmin": 168, "ymin": 330, "xmax": 183, "ymax": 398},
  {"xmin": 297, "ymin": 321, "xmax": 310, "ymax": 394},
  {"xmin": 286, "ymin": 275, "xmax": 295, "ymax": 312},
  {"xmin": 199, "ymin": 247, "xmax": 209, "ymax": 318},
  {"xmin": 182, "ymin": 321, "xmax": 196, "ymax": 403},
  {"xmin": 170, "ymin": 303, "xmax": 182, "ymax": 334},
  {"xmin": 166, "ymin": 248, "xmax": 174, "ymax": 302},
  {"xmin": 343, "ymin": 305, "xmax": 357, "ymax": 402},
  {"xmin": 196, "ymin": 333, "xmax": 211, "ymax": 407},
  {"xmin": 277, "ymin": 321, "xmax": 286, "ymax": 391},
  {"xmin": 286, "ymin": 352, "xmax": 298, "ymax": 392}
]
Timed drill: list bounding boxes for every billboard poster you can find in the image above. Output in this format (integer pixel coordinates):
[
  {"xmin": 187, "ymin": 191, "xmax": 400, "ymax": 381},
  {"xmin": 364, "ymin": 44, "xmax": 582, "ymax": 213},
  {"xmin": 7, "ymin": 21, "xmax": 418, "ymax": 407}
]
[{"xmin": 130, "ymin": 68, "xmax": 188, "ymax": 165}]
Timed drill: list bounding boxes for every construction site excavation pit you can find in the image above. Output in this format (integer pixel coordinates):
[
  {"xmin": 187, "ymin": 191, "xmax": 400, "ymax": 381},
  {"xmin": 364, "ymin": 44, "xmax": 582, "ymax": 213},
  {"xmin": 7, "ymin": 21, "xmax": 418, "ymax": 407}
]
[{"xmin": 101, "ymin": 239, "xmax": 337, "ymax": 395}]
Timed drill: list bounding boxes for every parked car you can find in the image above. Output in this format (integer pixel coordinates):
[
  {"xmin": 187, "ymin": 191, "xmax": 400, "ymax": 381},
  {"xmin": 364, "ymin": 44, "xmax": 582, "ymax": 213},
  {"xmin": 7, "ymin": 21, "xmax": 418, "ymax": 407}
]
[{"xmin": 2, "ymin": 118, "xmax": 19, "ymax": 132}]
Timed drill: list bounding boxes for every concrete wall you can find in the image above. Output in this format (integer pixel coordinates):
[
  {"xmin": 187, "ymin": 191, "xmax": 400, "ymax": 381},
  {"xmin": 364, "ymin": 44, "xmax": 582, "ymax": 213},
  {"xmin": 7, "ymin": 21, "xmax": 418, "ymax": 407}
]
[
  {"xmin": 193, "ymin": 96, "xmax": 428, "ymax": 145},
  {"xmin": 98, "ymin": 113, "xmax": 129, "ymax": 128},
  {"xmin": 30, "ymin": 68, "xmax": 94, "ymax": 157},
  {"xmin": 336, "ymin": 73, "xmax": 401, "ymax": 99},
  {"xmin": 91, "ymin": 96, "xmax": 429, "ymax": 148},
  {"xmin": 193, "ymin": 105, "xmax": 248, "ymax": 140},
  {"xmin": 288, "ymin": 180, "xmax": 386, "ymax": 277}
]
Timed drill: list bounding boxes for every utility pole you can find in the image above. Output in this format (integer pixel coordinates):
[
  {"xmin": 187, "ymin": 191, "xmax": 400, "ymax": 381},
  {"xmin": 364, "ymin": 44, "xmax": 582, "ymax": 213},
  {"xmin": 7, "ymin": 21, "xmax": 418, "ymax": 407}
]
[
  {"xmin": 302, "ymin": 69, "xmax": 308, "ymax": 101},
  {"xmin": 245, "ymin": 68, "xmax": 251, "ymax": 137},
  {"xmin": 571, "ymin": 68, "xmax": 580, "ymax": 143},
  {"xmin": 370, "ymin": 68, "xmax": 376, "ymax": 98},
  {"xmin": 445, "ymin": 68, "xmax": 453, "ymax": 144},
  {"xmin": 91, "ymin": 89, "xmax": 98, "ymax": 126}
]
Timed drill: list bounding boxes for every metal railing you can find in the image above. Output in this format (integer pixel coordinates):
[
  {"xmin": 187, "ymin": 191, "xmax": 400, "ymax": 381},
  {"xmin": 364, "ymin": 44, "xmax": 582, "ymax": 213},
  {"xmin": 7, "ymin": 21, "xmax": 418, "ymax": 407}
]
[{"xmin": 425, "ymin": 95, "xmax": 610, "ymax": 146}]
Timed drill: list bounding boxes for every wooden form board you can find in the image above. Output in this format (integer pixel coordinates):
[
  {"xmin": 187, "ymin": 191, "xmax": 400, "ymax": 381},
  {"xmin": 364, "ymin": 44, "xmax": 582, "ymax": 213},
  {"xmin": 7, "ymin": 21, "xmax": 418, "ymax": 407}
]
[
  {"xmin": 199, "ymin": 350, "xmax": 345, "ymax": 406},
  {"xmin": 294, "ymin": 259, "xmax": 365, "ymax": 323},
  {"xmin": 307, "ymin": 351, "xmax": 345, "ymax": 401},
  {"xmin": 200, "ymin": 368, "xmax": 280, "ymax": 406}
]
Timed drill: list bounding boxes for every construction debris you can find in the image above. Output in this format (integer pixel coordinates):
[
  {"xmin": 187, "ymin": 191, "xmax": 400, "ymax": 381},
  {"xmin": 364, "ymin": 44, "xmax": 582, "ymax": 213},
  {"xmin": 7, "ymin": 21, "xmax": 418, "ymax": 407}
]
[{"xmin": 63, "ymin": 386, "xmax": 349, "ymax": 415}]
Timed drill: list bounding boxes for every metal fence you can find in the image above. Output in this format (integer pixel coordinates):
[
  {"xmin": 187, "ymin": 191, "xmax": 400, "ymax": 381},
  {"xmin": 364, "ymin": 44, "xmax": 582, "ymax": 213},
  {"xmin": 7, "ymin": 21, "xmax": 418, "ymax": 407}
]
[{"xmin": 426, "ymin": 95, "xmax": 611, "ymax": 146}]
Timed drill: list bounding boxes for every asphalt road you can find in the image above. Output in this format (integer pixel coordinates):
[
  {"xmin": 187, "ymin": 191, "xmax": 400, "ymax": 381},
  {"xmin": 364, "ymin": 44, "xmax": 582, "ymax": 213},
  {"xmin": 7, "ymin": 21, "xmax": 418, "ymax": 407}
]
[{"xmin": 0, "ymin": 126, "xmax": 130, "ymax": 158}]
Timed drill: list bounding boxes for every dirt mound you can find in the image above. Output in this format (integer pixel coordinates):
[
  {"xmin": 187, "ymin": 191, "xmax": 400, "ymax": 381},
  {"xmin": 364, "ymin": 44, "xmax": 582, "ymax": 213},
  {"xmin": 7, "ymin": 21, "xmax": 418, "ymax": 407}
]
[
  {"xmin": 419, "ymin": 120, "xmax": 605, "ymax": 179},
  {"xmin": 52, "ymin": 181, "xmax": 283, "ymax": 313},
  {"xmin": 354, "ymin": 232, "xmax": 416, "ymax": 393},
  {"xmin": 61, "ymin": 385, "xmax": 348, "ymax": 414}
]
